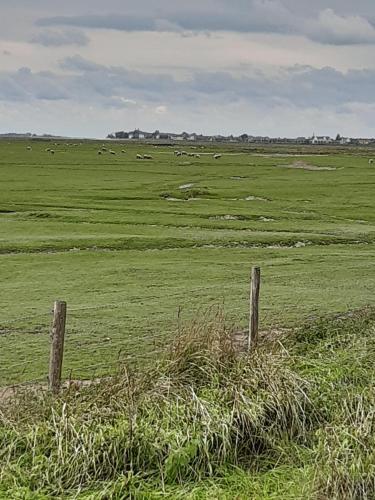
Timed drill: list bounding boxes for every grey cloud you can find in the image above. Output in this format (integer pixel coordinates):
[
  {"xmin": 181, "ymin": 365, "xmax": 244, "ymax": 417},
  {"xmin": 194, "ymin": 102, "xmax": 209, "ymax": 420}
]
[
  {"xmin": 1, "ymin": 56, "xmax": 375, "ymax": 112},
  {"xmin": 35, "ymin": 1, "xmax": 296, "ymax": 35},
  {"xmin": 35, "ymin": 1, "xmax": 375, "ymax": 45},
  {"xmin": 30, "ymin": 29, "xmax": 89, "ymax": 47}
]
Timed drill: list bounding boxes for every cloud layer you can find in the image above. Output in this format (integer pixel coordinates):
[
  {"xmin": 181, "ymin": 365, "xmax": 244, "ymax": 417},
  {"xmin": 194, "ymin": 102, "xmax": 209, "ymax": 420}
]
[
  {"xmin": 36, "ymin": 1, "xmax": 375, "ymax": 46},
  {"xmin": 30, "ymin": 29, "xmax": 89, "ymax": 47},
  {"xmin": 2, "ymin": 55, "xmax": 375, "ymax": 111},
  {"xmin": 2, "ymin": 0, "xmax": 375, "ymax": 137}
]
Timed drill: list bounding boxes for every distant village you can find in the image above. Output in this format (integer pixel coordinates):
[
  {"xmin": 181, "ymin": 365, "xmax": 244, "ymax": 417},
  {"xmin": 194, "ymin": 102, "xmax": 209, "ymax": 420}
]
[
  {"xmin": 1, "ymin": 130, "xmax": 375, "ymax": 146},
  {"xmin": 107, "ymin": 129, "xmax": 375, "ymax": 146}
]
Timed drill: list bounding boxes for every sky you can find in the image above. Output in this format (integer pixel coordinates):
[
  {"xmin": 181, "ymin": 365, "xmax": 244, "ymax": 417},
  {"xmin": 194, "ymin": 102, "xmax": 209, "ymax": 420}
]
[{"xmin": 1, "ymin": 1, "xmax": 375, "ymax": 138}]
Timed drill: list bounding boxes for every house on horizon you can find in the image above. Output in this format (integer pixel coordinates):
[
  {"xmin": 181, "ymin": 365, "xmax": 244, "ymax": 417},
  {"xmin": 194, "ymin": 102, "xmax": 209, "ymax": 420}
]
[
  {"xmin": 128, "ymin": 129, "xmax": 146, "ymax": 140},
  {"xmin": 310, "ymin": 134, "xmax": 333, "ymax": 145}
]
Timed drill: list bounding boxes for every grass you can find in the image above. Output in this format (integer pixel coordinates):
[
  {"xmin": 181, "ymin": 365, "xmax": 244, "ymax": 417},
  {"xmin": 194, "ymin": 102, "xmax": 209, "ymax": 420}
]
[
  {"xmin": 0, "ymin": 139, "xmax": 375, "ymax": 387},
  {"xmin": 1, "ymin": 308, "xmax": 374, "ymax": 498},
  {"xmin": 1, "ymin": 139, "xmax": 375, "ymax": 497}
]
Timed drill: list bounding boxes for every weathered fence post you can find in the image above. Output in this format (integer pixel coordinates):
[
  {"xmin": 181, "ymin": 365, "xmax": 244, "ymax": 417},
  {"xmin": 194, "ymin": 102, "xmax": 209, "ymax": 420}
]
[
  {"xmin": 49, "ymin": 300, "xmax": 67, "ymax": 393},
  {"xmin": 248, "ymin": 267, "xmax": 261, "ymax": 351}
]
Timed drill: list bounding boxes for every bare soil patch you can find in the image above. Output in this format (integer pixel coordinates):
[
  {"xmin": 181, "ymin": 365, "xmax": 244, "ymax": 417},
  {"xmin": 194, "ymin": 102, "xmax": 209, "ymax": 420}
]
[{"xmin": 278, "ymin": 161, "xmax": 336, "ymax": 171}]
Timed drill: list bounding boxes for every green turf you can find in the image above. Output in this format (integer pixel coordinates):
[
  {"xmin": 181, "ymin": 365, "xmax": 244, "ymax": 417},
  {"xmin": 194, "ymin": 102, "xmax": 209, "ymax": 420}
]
[{"xmin": 1, "ymin": 140, "xmax": 375, "ymax": 385}]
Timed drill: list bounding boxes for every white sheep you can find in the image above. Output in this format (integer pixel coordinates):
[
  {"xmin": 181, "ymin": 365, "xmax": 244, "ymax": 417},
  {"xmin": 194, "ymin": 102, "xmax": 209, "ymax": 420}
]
[
  {"xmin": 109, "ymin": 150, "xmax": 116, "ymax": 155},
  {"xmin": 213, "ymin": 154, "xmax": 222, "ymax": 159},
  {"xmin": 97, "ymin": 151, "xmax": 102, "ymax": 155},
  {"xmin": 27, "ymin": 146, "xmax": 32, "ymax": 151},
  {"xmin": 143, "ymin": 154, "xmax": 153, "ymax": 160},
  {"xmin": 136, "ymin": 154, "xmax": 143, "ymax": 159},
  {"xmin": 369, "ymin": 159, "xmax": 374, "ymax": 164}
]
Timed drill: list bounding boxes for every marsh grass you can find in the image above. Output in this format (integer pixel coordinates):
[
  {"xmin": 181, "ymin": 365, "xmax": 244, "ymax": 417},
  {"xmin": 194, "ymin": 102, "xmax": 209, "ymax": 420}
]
[{"xmin": 1, "ymin": 307, "xmax": 375, "ymax": 498}]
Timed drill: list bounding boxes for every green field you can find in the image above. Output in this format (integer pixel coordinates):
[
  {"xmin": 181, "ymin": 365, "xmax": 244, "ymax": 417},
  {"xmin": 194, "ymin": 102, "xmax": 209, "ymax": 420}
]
[{"xmin": 1, "ymin": 140, "xmax": 375, "ymax": 385}]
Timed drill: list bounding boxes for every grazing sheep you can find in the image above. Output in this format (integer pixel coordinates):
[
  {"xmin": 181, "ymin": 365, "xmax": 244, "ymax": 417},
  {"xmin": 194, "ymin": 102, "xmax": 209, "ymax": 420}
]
[
  {"xmin": 45, "ymin": 148, "xmax": 50, "ymax": 152},
  {"xmin": 136, "ymin": 154, "xmax": 143, "ymax": 159},
  {"xmin": 213, "ymin": 154, "xmax": 222, "ymax": 160},
  {"xmin": 121, "ymin": 149, "xmax": 126, "ymax": 153},
  {"xmin": 195, "ymin": 154, "xmax": 201, "ymax": 158},
  {"xmin": 369, "ymin": 159, "xmax": 374, "ymax": 164},
  {"xmin": 143, "ymin": 154, "xmax": 153, "ymax": 160},
  {"xmin": 181, "ymin": 151, "xmax": 187, "ymax": 156},
  {"xmin": 174, "ymin": 150, "xmax": 180, "ymax": 155},
  {"xmin": 27, "ymin": 146, "xmax": 32, "ymax": 150},
  {"xmin": 102, "ymin": 147, "xmax": 107, "ymax": 151},
  {"xmin": 97, "ymin": 151, "xmax": 102, "ymax": 155},
  {"xmin": 109, "ymin": 150, "xmax": 116, "ymax": 155},
  {"xmin": 50, "ymin": 150, "xmax": 55, "ymax": 154}
]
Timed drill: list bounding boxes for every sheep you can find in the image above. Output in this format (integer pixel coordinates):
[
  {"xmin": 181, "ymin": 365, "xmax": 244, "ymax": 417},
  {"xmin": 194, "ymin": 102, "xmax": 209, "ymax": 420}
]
[
  {"xmin": 97, "ymin": 151, "xmax": 102, "ymax": 155},
  {"xmin": 369, "ymin": 159, "xmax": 374, "ymax": 164},
  {"xmin": 27, "ymin": 146, "xmax": 32, "ymax": 150},
  {"xmin": 136, "ymin": 154, "xmax": 144, "ymax": 159},
  {"xmin": 102, "ymin": 147, "xmax": 107, "ymax": 152},
  {"xmin": 175, "ymin": 151, "xmax": 182, "ymax": 157},
  {"xmin": 121, "ymin": 149, "xmax": 126, "ymax": 153},
  {"xmin": 213, "ymin": 154, "xmax": 222, "ymax": 160},
  {"xmin": 181, "ymin": 151, "xmax": 187, "ymax": 156},
  {"xmin": 109, "ymin": 150, "xmax": 116, "ymax": 155},
  {"xmin": 174, "ymin": 150, "xmax": 180, "ymax": 155},
  {"xmin": 50, "ymin": 150, "xmax": 55, "ymax": 154},
  {"xmin": 195, "ymin": 154, "xmax": 201, "ymax": 158},
  {"xmin": 143, "ymin": 154, "xmax": 153, "ymax": 160}
]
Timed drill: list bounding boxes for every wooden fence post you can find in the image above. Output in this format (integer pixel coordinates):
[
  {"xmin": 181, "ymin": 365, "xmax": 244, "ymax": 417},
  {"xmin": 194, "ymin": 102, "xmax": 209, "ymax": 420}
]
[
  {"xmin": 248, "ymin": 267, "xmax": 261, "ymax": 351},
  {"xmin": 49, "ymin": 300, "xmax": 67, "ymax": 393}
]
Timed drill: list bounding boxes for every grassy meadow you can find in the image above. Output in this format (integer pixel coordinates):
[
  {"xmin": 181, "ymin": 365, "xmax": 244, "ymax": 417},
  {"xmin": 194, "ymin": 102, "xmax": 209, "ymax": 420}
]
[
  {"xmin": 1, "ymin": 139, "xmax": 375, "ymax": 385},
  {"xmin": 1, "ymin": 139, "xmax": 375, "ymax": 499}
]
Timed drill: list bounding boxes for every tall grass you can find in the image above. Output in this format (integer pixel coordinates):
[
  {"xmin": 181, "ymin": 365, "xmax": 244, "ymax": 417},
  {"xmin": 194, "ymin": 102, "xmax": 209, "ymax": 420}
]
[{"xmin": 1, "ymin": 307, "xmax": 374, "ymax": 498}]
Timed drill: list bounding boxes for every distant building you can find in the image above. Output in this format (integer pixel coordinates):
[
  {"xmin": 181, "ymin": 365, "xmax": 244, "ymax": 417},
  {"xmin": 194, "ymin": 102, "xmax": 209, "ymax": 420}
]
[
  {"xmin": 128, "ymin": 129, "xmax": 145, "ymax": 140},
  {"xmin": 310, "ymin": 134, "xmax": 333, "ymax": 145}
]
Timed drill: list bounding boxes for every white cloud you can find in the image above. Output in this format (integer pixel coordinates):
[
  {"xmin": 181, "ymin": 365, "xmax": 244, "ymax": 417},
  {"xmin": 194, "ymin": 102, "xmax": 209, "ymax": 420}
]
[
  {"xmin": 155, "ymin": 105, "xmax": 167, "ymax": 114},
  {"xmin": 309, "ymin": 9, "xmax": 375, "ymax": 45}
]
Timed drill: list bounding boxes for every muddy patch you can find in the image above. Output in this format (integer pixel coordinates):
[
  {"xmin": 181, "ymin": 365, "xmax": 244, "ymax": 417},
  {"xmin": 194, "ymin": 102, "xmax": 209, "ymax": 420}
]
[
  {"xmin": 267, "ymin": 241, "xmax": 309, "ymax": 249},
  {"xmin": 259, "ymin": 216, "xmax": 275, "ymax": 222},
  {"xmin": 278, "ymin": 161, "xmax": 336, "ymax": 171},
  {"xmin": 165, "ymin": 197, "xmax": 184, "ymax": 202},
  {"xmin": 210, "ymin": 215, "xmax": 243, "ymax": 221},
  {"xmin": 245, "ymin": 195, "xmax": 269, "ymax": 202}
]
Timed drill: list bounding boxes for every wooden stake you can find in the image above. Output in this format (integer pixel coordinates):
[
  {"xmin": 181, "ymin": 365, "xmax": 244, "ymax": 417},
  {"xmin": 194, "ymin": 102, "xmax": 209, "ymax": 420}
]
[
  {"xmin": 248, "ymin": 267, "xmax": 261, "ymax": 351},
  {"xmin": 49, "ymin": 301, "xmax": 67, "ymax": 393}
]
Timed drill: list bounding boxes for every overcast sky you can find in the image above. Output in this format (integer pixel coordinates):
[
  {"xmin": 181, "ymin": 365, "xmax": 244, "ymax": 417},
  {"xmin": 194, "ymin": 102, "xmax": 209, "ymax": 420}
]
[{"xmin": 1, "ymin": 1, "xmax": 375, "ymax": 138}]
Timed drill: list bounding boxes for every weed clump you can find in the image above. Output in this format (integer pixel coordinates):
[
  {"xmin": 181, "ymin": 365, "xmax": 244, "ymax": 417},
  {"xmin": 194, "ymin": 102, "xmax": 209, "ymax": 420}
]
[{"xmin": 1, "ymin": 308, "xmax": 375, "ymax": 498}]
